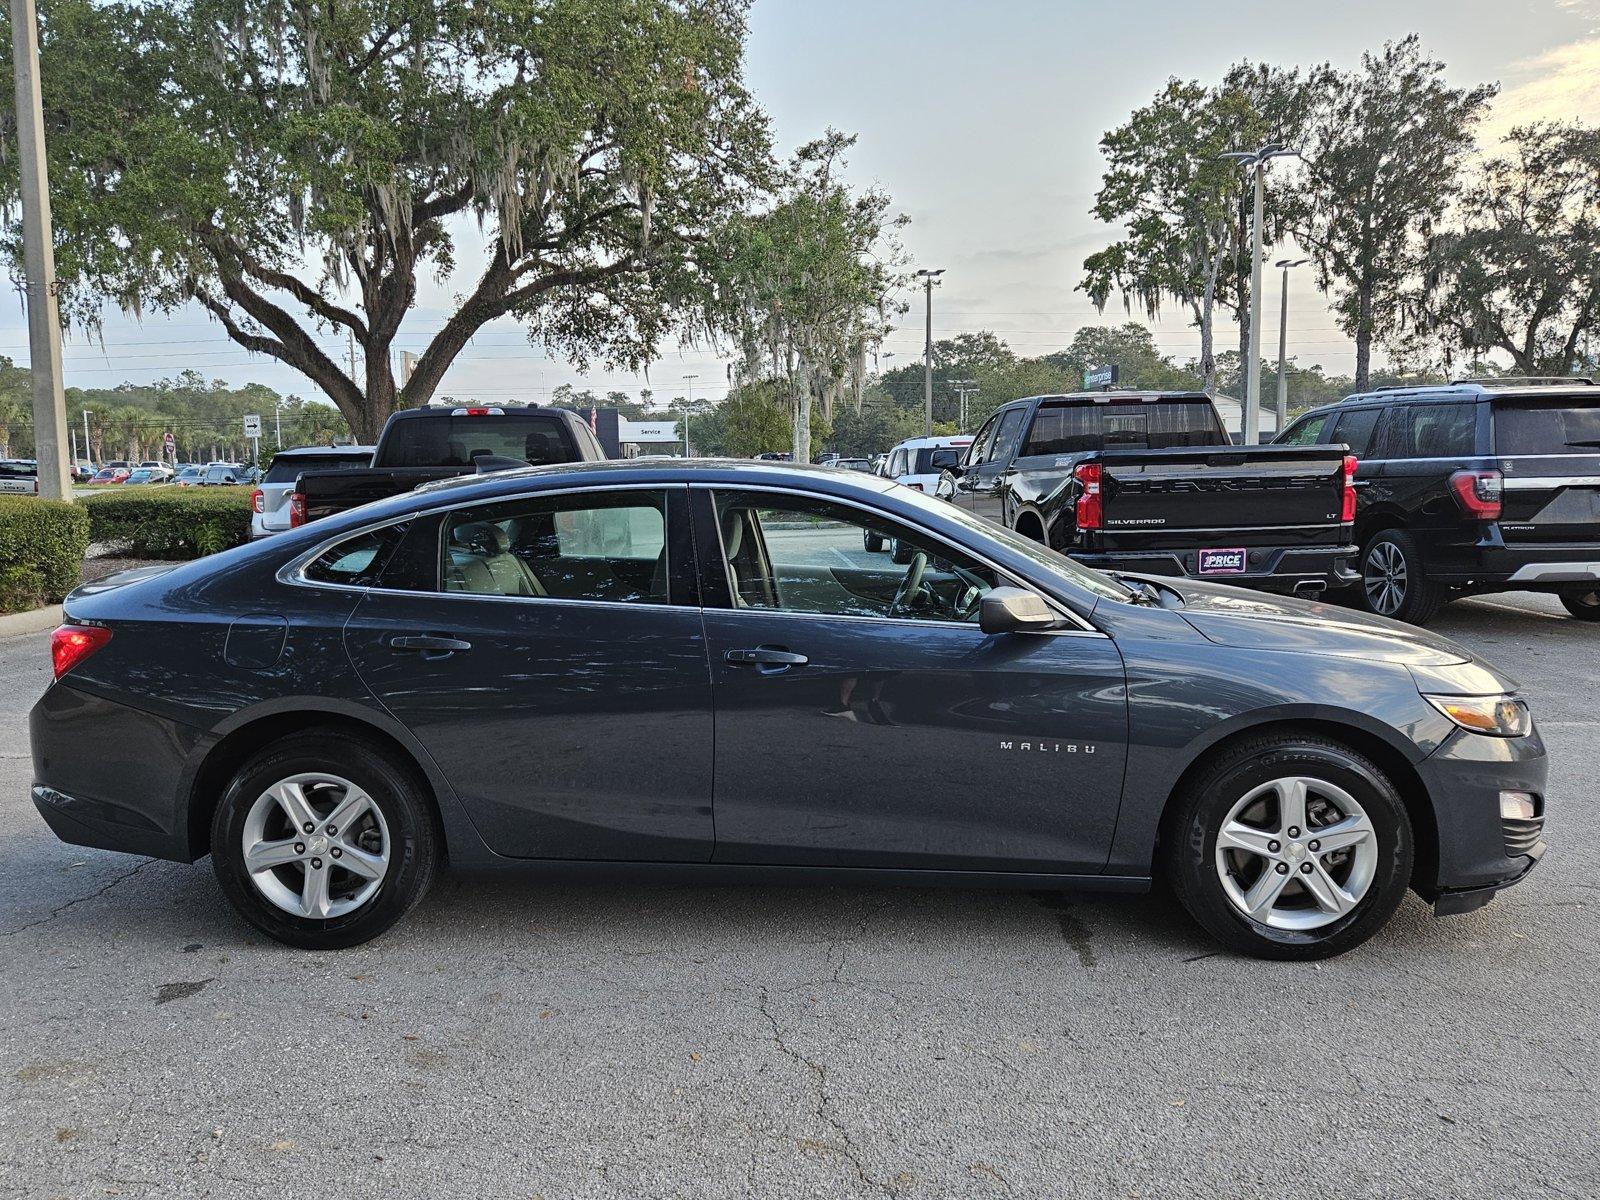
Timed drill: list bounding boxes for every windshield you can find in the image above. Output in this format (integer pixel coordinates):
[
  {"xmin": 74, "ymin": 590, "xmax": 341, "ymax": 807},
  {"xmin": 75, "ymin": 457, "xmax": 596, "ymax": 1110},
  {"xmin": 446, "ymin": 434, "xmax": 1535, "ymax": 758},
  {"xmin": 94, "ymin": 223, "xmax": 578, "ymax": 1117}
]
[
  {"xmin": 380, "ymin": 413, "xmax": 575, "ymax": 468},
  {"xmin": 1495, "ymin": 398, "xmax": 1600, "ymax": 455}
]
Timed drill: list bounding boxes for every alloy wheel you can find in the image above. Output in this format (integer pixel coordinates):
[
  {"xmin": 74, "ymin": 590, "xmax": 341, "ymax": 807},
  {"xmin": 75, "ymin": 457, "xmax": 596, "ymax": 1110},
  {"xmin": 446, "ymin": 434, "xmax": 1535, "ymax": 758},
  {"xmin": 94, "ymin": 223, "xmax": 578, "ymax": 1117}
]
[
  {"xmin": 1213, "ymin": 776, "xmax": 1380, "ymax": 931},
  {"xmin": 1364, "ymin": 541, "xmax": 1407, "ymax": 616},
  {"xmin": 241, "ymin": 773, "xmax": 391, "ymax": 920}
]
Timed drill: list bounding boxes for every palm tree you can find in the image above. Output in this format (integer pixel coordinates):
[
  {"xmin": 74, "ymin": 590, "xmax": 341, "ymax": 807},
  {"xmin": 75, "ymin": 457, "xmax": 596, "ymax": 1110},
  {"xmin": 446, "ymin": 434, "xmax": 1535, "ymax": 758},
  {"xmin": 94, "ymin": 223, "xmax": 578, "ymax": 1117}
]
[{"xmin": 0, "ymin": 396, "xmax": 27, "ymax": 459}]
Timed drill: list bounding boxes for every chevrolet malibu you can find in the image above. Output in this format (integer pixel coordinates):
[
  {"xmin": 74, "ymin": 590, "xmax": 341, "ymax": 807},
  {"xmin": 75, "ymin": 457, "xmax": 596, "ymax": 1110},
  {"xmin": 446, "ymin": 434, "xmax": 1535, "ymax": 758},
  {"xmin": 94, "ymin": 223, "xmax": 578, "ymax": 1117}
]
[{"xmin": 30, "ymin": 460, "xmax": 1548, "ymax": 958}]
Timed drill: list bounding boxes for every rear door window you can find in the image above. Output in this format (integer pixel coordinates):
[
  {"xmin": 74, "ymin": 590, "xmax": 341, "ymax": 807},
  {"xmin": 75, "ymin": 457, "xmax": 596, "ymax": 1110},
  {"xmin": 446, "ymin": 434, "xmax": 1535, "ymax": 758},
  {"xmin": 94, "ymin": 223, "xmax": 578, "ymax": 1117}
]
[
  {"xmin": 1494, "ymin": 400, "xmax": 1600, "ymax": 456},
  {"xmin": 1329, "ymin": 408, "xmax": 1383, "ymax": 457},
  {"xmin": 1385, "ymin": 403, "xmax": 1478, "ymax": 459}
]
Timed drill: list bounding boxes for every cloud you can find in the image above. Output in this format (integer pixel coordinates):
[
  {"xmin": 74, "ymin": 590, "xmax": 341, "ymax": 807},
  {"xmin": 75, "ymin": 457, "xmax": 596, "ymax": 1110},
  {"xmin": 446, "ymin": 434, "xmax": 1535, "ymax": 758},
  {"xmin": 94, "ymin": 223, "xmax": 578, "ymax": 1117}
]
[{"xmin": 1485, "ymin": 36, "xmax": 1600, "ymax": 137}]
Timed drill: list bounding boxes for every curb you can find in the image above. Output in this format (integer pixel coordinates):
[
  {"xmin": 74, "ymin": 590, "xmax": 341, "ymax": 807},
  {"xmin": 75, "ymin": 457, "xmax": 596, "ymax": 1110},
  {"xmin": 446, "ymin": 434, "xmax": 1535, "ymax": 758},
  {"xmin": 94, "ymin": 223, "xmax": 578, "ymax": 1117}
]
[{"xmin": 0, "ymin": 604, "xmax": 63, "ymax": 640}]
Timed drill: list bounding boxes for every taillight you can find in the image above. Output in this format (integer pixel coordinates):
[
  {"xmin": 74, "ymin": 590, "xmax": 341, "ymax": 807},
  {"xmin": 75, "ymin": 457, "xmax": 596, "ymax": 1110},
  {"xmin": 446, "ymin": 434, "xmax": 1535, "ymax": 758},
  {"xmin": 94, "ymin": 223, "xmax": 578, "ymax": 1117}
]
[
  {"xmin": 51, "ymin": 625, "xmax": 112, "ymax": 680},
  {"xmin": 250, "ymin": 487, "xmax": 264, "ymax": 514},
  {"xmin": 1074, "ymin": 462, "xmax": 1103, "ymax": 530},
  {"xmin": 905, "ymin": 481, "xmax": 925, "ymax": 492},
  {"xmin": 1341, "ymin": 454, "xmax": 1358, "ymax": 523},
  {"xmin": 1449, "ymin": 469, "xmax": 1502, "ymax": 520},
  {"xmin": 289, "ymin": 492, "xmax": 307, "ymax": 527}
]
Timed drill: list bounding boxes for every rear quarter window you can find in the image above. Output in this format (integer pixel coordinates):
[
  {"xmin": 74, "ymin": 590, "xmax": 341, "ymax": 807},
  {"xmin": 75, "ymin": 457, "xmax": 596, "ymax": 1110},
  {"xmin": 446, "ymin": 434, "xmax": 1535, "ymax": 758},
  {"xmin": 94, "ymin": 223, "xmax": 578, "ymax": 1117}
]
[{"xmin": 1383, "ymin": 403, "xmax": 1479, "ymax": 459}]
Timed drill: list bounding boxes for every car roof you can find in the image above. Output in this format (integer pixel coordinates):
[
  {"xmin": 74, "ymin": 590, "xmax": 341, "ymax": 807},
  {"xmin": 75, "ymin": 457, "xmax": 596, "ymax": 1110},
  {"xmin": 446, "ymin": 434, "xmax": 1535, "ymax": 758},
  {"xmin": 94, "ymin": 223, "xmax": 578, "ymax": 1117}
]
[
  {"xmin": 273, "ymin": 444, "xmax": 376, "ymax": 456},
  {"xmin": 889, "ymin": 436, "xmax": 973, "ymax": 450},
  {"xmin": 398, "ymin": 457, "xmax": 898, "ymax": 504},
  {"xmin": 1322, "ymin": 379, "xmax": 1599, "ymax": 412}
]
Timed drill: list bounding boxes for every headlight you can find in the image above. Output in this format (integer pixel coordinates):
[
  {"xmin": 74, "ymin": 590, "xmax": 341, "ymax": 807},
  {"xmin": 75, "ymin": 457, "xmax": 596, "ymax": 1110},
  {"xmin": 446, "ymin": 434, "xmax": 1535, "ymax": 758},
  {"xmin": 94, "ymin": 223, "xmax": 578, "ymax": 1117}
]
[{"xmin": 1425, "ymin": 694, "xmax": 1532, "ymax": 738}]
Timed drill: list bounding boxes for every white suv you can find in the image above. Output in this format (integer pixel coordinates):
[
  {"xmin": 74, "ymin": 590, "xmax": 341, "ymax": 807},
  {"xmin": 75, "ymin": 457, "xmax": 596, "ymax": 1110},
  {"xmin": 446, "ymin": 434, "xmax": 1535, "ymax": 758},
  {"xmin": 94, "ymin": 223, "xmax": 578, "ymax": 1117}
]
[{"xmin": 877, "ymin": 435, "xmax": 973, "ymax": 494}]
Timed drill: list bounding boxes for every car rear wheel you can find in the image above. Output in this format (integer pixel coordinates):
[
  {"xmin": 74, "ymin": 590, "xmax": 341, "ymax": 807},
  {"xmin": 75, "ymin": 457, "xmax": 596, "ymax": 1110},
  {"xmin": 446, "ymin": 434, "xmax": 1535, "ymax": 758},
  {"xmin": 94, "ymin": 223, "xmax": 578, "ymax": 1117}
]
[
  {"xmin": 863, "ymin": 529, "xmax": 884, "ymax": 553},
  {"xmin": 1162, "ymin": 733, "xmax": 1413, "ymax": 960},
  {"xmin": 1559, "ymin": 588, "xmax": 1600, "ymax": 621},
  {"xmin": 1358, "ymin": 528, "xmax": 1444, "ymax": 624},
  {"xmin": 211, "ymin": 734, "xmax": 438, "ymax": 949}
]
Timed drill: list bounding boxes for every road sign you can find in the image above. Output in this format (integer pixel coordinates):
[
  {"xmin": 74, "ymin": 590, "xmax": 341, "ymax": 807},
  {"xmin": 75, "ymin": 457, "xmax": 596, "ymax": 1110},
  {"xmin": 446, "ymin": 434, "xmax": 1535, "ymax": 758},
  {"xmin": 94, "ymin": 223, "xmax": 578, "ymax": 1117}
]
[
  {"xmin": 1084, "ymin": 365, "xmax": 1119, "ymax": 390},
  {"xmin": 163, "ymin": 431, "xmax": 175, "ymax": 452},
  {"xmin": 243, "ymin": 413, "xmax": 262, "ymax": 437}
]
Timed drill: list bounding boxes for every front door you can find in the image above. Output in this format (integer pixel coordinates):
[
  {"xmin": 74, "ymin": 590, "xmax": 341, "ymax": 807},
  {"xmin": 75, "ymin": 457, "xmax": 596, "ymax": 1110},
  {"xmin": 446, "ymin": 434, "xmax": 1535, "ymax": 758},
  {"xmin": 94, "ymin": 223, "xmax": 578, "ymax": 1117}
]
[
  {"xmin": 694, "ymin": 487, "xmax": 1128, "ymax": 874},
  {"xmin": 342, "ymin": 485, "xmax": 714, "ymax": 861},
  {"xmin": 961, "ymin": 406, "xmax": 1030, "ymax": 526}
]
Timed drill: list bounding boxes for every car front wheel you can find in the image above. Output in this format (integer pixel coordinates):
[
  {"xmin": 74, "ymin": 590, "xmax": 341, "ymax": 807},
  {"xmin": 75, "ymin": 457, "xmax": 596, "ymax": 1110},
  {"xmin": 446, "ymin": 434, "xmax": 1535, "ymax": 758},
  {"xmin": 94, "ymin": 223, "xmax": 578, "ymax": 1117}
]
[
  {"xmin": 1163, "ymin": 733, "xmax": 1413, "ymax": 960},
  {"xmin": 211, "ymin": 733, "xmax": 438, "ymax": 949}
]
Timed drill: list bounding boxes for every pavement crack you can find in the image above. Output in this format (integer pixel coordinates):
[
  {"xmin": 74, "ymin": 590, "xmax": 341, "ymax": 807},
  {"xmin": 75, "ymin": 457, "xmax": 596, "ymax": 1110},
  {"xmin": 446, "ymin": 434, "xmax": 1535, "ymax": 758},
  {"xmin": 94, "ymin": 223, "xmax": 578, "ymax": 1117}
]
[
  {"xmin": 756, "ymin": 987, "xmax": 893, "ymax": 1198},
  {"xmin": 2, "ymin": 858, "xmax": 157, "ymax": 937}
]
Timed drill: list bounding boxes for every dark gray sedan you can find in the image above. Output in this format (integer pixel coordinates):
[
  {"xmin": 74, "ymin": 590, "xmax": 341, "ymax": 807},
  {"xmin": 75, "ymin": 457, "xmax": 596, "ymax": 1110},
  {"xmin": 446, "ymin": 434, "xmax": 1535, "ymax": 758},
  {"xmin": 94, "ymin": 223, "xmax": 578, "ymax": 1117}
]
[{"xmin": 30, "ymin": 460, "xmax": 1547, "ymax": 958}]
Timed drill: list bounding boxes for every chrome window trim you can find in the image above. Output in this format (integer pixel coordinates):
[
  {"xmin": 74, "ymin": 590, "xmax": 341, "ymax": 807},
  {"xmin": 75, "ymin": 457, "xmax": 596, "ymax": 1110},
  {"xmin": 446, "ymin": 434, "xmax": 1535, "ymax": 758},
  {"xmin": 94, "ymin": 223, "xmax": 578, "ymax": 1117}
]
[
  {"xmin": 1501, "ymin": 475, "xmax": 1600, "ymax": 490},
  {"xmin": 695, "ymin": 481, "xmax": 1103, "ymax": 635}
]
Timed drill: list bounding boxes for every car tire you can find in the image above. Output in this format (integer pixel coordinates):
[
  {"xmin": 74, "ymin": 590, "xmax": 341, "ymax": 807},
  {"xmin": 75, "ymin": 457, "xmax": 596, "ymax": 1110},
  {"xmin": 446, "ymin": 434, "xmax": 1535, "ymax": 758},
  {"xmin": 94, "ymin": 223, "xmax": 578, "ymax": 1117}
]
[
  {"xmin": 863, "ymin": 529, "xmax": 885, "ymax": 553},
  {"xmin": 1161, "ymin": 732, "xmax": 1413, "ymax": 961},
  {"xmin": 1559, "ymin": 588, "xmax": 1600, "ymax": 621},
  {"xmin": 1358, "ymin": 528, "xmax": 1444, "ymax": 624},
  {"xmin": 211, "ymin": 733, "xmax": 438, "ymax": 949}
]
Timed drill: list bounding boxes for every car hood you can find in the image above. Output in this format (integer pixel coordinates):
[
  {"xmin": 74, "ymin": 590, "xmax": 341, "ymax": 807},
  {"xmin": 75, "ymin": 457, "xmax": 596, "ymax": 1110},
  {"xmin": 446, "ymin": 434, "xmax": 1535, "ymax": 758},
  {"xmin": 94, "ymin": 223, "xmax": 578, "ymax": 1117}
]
[{"xmin": 1147, "ymin": 576, "xmax": 1474, "ymax": 667}]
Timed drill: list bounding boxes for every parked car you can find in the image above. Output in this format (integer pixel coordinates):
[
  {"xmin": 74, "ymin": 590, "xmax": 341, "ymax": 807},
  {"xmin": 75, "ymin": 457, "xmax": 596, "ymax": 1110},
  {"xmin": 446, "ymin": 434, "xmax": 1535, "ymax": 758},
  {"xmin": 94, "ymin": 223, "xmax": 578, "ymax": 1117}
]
[
  {"xmin": 33, "ymin": 460, "xmax": 1545, "ymax": 958},
  {"xmin": 72, "ymin": 462, "xmax": 96, "ymax": 483},
  {"xmin": 291, "ymin": 405, "xmax": 606, "ymax": 528},
  {"xmin": 199, "ymin": 462, "xmax": 251, "ymax": 486},
  {"xmin": 138, "ymin": 460, "xmax": 165, "ymax": 470},
  {"xmin": 1277, "ymin": 378, "xmax": 1600, "ymax": 623},
  {"xmin": 832, "ymin": 457, "xmax": 873, "ymax": 472},
  {"xmin": 89, "ymin": 467, "xmax": 131, "ymax": 485},
  {"xmin": 124, "ymin": 466, "xmax": 173, "ymax": 485},
  {"xmin": 172, "ymin": 465, "xmax": 207, "ymax": 487},
  {"xmin": 251, "ymin": 445, "xmax": 375, "ymax": 539},
  {"xmin": 878, "ymin": 435, "xmax": 973, "ymax": 494},
  {"xmin": 940, "ymin": 392, "xmax": 1359, "ymax": 598},
  {"xmin": 0, "ymin": 459, "xmax": 37, "ymax": 494}
]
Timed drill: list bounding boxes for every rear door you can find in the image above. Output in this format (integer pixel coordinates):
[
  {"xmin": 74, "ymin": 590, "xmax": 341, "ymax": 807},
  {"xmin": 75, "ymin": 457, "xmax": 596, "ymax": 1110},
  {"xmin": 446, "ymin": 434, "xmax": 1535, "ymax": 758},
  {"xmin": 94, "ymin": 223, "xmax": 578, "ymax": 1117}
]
[
  {"xmin": 342, "ymin": 484, "xmax": 715, "ymax": 861},
  {"xmin": 1494, "ymin": 396, "xmax": 1600, "ymax": 545}
]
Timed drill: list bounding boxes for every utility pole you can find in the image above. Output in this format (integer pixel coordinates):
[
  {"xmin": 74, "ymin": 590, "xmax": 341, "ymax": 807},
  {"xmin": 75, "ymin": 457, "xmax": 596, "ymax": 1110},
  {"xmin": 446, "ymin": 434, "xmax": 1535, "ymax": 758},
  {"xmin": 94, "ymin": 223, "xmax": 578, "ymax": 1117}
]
[
  {"xmin": 82, "ymin": 409, "xmax": 93, "ymax": 465},
  {"xmin": 681, "ymin": 373, "xmax": 698, "ymax": 457},
  {"xmin": 1221, "ymin": 144, "xmax": 1298, "ymax": 444},
  {"xmin": 916, "ymin": 268, "xmax": 944, "ymax": 436},
  {"xmin": 1274, "ymin": 258, "xmax": 1308, "ymax": 436},
  {"xmin": 9, "ymin": 0, "xmax": 71, "ymax": 498}
]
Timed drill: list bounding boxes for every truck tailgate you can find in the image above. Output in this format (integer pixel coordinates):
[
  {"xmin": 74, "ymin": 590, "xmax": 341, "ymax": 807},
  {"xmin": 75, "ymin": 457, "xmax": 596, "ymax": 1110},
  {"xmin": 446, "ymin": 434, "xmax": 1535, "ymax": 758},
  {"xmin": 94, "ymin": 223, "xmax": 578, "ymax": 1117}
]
[{"xmin": 1097, "ymin": 446, "xmax": 1348, "ymax": 549}]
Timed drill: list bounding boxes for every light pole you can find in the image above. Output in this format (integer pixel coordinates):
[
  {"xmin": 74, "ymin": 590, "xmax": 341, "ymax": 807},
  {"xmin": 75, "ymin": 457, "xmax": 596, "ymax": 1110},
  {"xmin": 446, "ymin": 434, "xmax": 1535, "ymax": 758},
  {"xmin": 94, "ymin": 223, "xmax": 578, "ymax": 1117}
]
[
  {"xmin": 949, "ymin": 379, "xmax": 979, "ymax": 432},
  {"xmin": 82, "ymin": 409, "xmax": 93, "ymax": 467},
  {"xmin": 1274, "ymin": 258, "xmax": 1309, "ymax": 436},
  {"xmin": 681, "ymin": 373, "xmax": 698, "ymax": 457},
  {"xmin": 1220, "ymin": 144, "xmax": 1298, "ymax": 444},
  {"xmin": 916, "ymin": 269, "xmax": 944, "ymax": 436},
  {"xmin": 274, "ymin": 399, "xmax": 284, "ymax": 449}
]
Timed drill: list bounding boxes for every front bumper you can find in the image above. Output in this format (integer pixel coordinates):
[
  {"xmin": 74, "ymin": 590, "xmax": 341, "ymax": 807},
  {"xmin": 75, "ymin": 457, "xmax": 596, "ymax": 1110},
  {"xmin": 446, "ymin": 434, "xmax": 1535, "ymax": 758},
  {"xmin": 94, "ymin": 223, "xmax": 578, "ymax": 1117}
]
[
  {"xmin": 1417, "ymin": 722, "xmax": 1549, "ymax": 915},
  {"xmin": 1068, "ymin": 544, "xmax": 1360, "ymax": 595}
]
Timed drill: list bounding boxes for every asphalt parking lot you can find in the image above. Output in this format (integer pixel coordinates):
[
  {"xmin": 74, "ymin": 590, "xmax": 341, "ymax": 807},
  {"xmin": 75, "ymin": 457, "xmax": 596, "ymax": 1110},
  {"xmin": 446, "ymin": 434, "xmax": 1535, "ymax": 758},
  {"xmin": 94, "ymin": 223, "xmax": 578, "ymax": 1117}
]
[{"xmin": 1, "ymin": 594, "xmax": 1596, "ymax": 1200}]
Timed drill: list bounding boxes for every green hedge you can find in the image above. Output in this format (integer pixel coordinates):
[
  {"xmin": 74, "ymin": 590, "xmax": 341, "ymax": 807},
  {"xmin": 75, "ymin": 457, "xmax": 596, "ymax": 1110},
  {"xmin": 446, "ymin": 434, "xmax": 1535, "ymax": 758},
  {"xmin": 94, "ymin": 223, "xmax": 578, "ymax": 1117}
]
[
  {"xmin": 82, "ymin": 487, "xmax": 255, "ymax": 559},
  {"xmin": 0, "ymin": 495, "xmax": 91, "ymax": 614}
]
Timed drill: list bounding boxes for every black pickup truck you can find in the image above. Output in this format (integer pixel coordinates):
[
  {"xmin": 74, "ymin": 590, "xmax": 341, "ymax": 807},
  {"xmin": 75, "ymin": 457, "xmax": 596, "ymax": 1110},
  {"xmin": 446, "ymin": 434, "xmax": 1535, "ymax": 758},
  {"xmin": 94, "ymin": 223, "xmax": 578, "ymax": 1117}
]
[
  {"xmin": 290, "ymin": 405, "xmax": 608, "ymax": 528},
  {"xmin": 937, "ymin": 391, "xmax": 1359, "ymax": 597}
]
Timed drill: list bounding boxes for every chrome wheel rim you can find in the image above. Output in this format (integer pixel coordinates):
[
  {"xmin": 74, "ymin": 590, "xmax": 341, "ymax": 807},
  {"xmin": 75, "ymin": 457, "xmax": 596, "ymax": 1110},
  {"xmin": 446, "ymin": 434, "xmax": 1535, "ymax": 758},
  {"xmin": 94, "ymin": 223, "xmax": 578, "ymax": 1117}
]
[
  {"xmin": 241, "ymin": 773, "xmax": 391, "ymax": 920},
  {"xmin": 1214, "ymin": 776, "xmax": 1379, "ymax": 931},
  {"xmin": 1363, "ymin": 541, "xmax": 1407, "ymax": 616}
]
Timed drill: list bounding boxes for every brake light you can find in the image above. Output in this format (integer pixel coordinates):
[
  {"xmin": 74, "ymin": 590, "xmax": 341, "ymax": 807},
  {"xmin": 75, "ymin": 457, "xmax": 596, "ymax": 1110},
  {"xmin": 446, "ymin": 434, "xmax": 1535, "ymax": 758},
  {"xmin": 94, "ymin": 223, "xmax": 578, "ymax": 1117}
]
[
  {"xmin": 1074, "ymin": 462, "xmax": 1103, "ymax": 530},
  {"xmin": 289, "ymin": 492, "xmax": 306, "ymax": 528},
  {"xmin": 451, "ymin": 406, "xmax": 503, "ymax": 417},
  {"xmin": 51, "ymin": 625, "xmax": 112, "ymax": 680},
  {"xmin": 1449, "ymin": 469, "xmax": 1502, "ymax": 520},
  {"xmin": 905, "ymin": 481, "xmax": 925, "ymax": 492},
  {"xmin": 250, "ymin": 487, "xmax": 264, "ymax": 514},
  {"xmin": 1341, "ymin": 455, "xmax": 1358, "ymax": 522}
]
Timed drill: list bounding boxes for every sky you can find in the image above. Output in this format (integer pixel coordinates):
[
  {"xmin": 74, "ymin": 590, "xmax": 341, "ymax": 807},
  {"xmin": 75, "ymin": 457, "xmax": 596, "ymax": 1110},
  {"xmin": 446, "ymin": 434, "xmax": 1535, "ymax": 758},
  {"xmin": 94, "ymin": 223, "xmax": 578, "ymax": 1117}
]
[{"xmin": 3, "ymin": 0, "xmax": 1599, "ymax": 411}]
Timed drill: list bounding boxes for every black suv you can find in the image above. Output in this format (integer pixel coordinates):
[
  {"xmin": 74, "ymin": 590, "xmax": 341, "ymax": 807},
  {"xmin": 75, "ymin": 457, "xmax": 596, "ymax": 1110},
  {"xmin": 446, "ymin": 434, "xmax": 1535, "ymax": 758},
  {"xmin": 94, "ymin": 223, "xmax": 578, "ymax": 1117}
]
[{"xmin": 1277, "ymin": 379, "xmax": 1600, "ymax": 623}]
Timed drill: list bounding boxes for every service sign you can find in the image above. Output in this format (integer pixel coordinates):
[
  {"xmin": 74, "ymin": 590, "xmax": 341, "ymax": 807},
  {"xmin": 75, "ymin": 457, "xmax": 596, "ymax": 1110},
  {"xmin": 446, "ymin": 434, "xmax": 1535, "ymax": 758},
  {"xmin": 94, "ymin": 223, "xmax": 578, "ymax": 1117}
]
[{"xmin": 1084, "ymin": 364, "xmax": 1119, "ymax": 389}]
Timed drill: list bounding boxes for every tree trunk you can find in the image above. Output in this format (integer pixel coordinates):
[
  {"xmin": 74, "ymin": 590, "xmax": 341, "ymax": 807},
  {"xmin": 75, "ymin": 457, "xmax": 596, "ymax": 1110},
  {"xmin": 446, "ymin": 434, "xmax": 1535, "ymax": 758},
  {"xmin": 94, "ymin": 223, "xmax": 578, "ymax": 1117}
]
[
  {"xmin": 1199, "ymin": 235, "xmax": 1229, "ymax": 391},
  {"xmin": 1354, "ymin": 282, "xmax": 1374, "ymax": 393},
  {"xmin": 792, "ymin": 386, "xmax": 812, "ymax": 463},
  {"xmin": 1235, "ymin": 195, "xmax": 1251, "ymax": 385}
]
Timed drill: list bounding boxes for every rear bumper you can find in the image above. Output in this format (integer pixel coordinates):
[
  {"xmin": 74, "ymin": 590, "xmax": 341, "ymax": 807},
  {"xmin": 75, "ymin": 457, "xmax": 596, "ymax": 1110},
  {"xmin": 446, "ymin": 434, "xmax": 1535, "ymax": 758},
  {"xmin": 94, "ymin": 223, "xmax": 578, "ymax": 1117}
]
[
  {"xmin": 1068, "ymin": 544, "xmax": 1360, "ymax": 595},
  {"xmin": 1430, "ymin": 536, "xmax": 1600, "ymax": 589}
]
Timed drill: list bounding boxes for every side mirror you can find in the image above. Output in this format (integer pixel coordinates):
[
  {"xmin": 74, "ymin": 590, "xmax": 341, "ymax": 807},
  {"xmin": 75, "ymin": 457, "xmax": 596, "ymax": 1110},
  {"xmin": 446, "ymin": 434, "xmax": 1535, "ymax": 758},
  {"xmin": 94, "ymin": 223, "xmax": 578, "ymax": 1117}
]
[
  {"xmin": 930, "ymin": 449, "xmax": 963, "ymax": 474},
  {"xmin": 979, "ymin": 586, "xmax": 1064, "ymax": 635}
]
